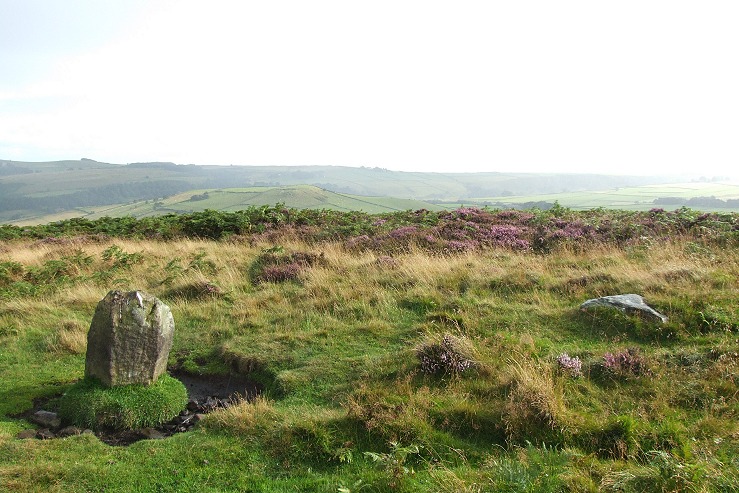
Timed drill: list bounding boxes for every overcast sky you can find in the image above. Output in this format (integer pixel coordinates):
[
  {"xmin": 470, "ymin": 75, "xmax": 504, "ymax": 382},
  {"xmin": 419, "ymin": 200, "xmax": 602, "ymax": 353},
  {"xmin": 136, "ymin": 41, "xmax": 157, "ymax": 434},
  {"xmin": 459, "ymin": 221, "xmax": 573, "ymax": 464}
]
[{"xmin": 1, "ymin": 0, "xmax": 737, "ymax": 176}]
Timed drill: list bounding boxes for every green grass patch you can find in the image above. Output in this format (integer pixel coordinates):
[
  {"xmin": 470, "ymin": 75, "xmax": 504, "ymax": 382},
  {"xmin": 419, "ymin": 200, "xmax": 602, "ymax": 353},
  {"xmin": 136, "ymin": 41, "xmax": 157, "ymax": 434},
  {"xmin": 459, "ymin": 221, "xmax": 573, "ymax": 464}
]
[{"xmin": 57, "ymin": 375, "xmax": 187, "ymax": 431}]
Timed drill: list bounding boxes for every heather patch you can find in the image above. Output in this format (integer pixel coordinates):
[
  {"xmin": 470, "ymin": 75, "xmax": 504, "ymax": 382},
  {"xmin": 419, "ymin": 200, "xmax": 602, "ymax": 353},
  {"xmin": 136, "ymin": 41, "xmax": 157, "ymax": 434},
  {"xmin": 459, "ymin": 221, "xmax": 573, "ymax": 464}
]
[
  {"xmin": 599, "ymin": 348, "xmax": 651, "ymax": 378},
  {"xmin": 4, "ymin": 206, "xmax": 736, "ymax": 256},
  {"xmin": 249, "ymin": 247, "xmax": 325, "ymax": 284},
  {"xmin": 416, "ymin": 333, "xmax": 476, "ymax": 375},
  {"xmin": 556, "ymin": 353, "xmax": 583, "ymax": 378}
]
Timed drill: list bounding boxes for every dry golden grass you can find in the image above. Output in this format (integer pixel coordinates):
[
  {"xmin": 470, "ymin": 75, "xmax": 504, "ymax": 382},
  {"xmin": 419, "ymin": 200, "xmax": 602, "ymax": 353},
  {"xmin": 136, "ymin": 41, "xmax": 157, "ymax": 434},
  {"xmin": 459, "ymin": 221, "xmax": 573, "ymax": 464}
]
[
  {"xmin": 4, "ymin": 235, "xmax": 735, "ymax": 300},
  {"xmin": 4, "ymin": 243, "xmax": 58, "ymax": 265},
  {"xmin": 395, "ymin": 249, "xmax": 482, "ymax": 287},
  {"xmin": 57, "ymin": 283, "xmax": 107, "ymax": 307},
  {"xmin": 201, "ymin": 396, "xmax": 278, "ymax": 436},
  {"xmin": 0, "ymin": 297, "xmax": 62, "ymax": 321},
  {"xmin": 429, "ymin": 467, "xmax": 484, "ymax": 493},
  {"xmin": 51, "ymin": 320, "xmax": 88, "ymax": 355}
]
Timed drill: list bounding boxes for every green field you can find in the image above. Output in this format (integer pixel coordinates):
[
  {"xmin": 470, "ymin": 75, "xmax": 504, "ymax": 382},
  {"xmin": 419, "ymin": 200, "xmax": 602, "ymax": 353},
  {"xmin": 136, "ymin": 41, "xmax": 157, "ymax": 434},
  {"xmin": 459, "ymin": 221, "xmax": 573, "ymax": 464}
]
[
  {"xmin": 472, "ymin": 182, "xmax": 739, "ymax": 211},
  {"xmin": 136, "ymin": 186, "xmax": 447, "ymax": 214}
]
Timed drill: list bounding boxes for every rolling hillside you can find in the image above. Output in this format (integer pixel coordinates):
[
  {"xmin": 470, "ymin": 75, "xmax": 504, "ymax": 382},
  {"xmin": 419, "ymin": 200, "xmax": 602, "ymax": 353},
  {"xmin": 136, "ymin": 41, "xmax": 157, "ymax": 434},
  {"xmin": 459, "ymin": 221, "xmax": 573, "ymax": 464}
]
[
  {"xmin": 8, "ymin": 186, "xmax": 450, "ymax": 225},
  {"xmin": 1, "ymin": 159, "xmax": 735, "ymax": 223},
  {"xmin": 0, "ymin": 158, "xmax": 692, "ymax": 222}
]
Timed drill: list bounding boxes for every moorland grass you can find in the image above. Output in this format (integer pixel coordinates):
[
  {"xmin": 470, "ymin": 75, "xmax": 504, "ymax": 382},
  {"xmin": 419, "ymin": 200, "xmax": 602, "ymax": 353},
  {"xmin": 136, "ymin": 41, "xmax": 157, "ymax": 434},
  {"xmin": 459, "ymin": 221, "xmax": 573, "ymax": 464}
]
[{"xmin": 0, "ymin": 212, "xmax": 737, "ymax": 491}]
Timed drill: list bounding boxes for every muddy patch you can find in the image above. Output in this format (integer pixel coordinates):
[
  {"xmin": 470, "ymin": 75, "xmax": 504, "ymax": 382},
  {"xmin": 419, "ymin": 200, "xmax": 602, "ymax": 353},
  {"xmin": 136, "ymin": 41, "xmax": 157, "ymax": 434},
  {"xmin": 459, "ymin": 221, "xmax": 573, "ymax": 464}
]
[{"xmin": 175, "ymin": 371, "xmax": 261, "ymax": 403}]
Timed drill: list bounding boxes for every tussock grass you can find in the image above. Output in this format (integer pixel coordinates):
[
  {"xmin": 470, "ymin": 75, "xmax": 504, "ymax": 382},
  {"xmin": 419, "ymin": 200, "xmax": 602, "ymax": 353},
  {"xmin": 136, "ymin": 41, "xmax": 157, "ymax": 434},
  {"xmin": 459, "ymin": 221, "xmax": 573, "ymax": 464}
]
[
  {"xmin": 45, "ymin": 320, "xmax": 87, "ymax": 355},
  {"xmin": 502, "ymin": 356, "xmax": 569, "ymax": 444},
  {"xmin": 201, "ymin": 396, "xmax": 278, "ymax": 436}
]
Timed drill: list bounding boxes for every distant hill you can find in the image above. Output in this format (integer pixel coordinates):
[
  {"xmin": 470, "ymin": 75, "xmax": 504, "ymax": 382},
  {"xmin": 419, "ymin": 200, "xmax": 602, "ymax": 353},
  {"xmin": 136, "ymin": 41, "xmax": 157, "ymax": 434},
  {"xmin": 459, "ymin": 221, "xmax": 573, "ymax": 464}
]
[{"xmin": 0, "ymin": 158, "xmax": 733, "ymax": 223}]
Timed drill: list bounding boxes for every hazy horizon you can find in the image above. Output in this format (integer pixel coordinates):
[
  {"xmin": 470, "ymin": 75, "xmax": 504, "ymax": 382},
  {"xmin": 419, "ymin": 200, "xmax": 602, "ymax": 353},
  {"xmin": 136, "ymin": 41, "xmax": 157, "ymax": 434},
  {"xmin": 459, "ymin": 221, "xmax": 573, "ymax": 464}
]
[
  {"xmin": 2, "ymin": 157, "xmax": 735, "ymax": 182},
  {"xmin": 1, "ymin": 1, "xmax": 737, "ymax": 178}
]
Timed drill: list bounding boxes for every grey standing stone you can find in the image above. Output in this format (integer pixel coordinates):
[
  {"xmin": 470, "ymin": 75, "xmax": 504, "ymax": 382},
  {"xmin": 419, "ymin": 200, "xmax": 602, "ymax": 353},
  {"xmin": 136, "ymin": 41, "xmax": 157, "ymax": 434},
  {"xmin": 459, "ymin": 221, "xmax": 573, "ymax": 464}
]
[
  {"xmin": 580, "ymin": 293, "xmax": 668, "ymax": 323},
  {"xmin": 85, "ymin": 290, "xmax": 174, "ymax": 387}
]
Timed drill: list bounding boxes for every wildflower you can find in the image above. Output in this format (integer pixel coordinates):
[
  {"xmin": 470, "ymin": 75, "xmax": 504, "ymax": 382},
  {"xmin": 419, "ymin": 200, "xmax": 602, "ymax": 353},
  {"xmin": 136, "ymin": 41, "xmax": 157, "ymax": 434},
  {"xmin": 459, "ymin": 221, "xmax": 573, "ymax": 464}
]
[{"xmin": 556, "ymin": 353, "xmax": 582, "ymax": 378}]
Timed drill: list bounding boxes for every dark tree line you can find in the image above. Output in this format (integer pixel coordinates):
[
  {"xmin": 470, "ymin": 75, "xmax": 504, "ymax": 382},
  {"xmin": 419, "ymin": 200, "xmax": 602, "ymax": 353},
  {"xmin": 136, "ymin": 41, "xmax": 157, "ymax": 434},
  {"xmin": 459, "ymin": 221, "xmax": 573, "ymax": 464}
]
[{"xmin": 0, "ymin": 180, "xmax": 192, "ymax": 213}]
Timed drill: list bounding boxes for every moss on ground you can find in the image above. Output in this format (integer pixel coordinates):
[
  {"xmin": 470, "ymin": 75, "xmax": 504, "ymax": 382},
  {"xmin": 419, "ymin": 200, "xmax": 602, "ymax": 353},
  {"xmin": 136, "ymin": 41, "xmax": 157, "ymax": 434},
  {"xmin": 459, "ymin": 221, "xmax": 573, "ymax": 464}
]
[{"xmin": 57, "ymin": 375, "xmax": 187, "ymax": 431}]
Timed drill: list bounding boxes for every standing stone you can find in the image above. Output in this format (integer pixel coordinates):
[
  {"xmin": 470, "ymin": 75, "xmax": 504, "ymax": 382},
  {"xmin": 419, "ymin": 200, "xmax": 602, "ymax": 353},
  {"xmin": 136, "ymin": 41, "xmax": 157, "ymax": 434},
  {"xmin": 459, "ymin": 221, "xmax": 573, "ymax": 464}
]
[{"xmin": 85, "ymin": 290, "xmax": 174, "ymax": 387}]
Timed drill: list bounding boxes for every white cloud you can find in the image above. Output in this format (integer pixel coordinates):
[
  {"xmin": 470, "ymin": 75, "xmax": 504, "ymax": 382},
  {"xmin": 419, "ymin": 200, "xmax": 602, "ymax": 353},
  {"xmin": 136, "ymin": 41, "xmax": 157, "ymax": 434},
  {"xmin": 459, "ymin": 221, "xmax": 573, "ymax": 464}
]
[{"xmin": 1, "ymin": 0, "xmax": 737, "ymax": 176}]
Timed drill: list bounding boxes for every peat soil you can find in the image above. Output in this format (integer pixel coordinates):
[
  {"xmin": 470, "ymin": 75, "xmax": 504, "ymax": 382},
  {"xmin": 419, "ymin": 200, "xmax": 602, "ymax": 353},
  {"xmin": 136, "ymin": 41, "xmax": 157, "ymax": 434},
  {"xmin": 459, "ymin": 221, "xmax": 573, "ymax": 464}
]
[{"xmin": 15, "ymin": 372, "xmax": 262, "ymax": 446}]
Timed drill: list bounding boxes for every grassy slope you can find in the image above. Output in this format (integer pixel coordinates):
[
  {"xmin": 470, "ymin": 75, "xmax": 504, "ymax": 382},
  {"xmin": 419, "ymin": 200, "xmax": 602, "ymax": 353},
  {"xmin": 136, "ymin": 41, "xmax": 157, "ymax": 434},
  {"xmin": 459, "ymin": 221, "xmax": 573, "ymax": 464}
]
[
  {"xmin": 0, "ymin": 227, "xmax": 737, "ymax": 491},
  {"xmin": 9, "ymin": 186, "xmax": 449, "ymax": 225},
  {"xmin": 97, "ymin": 186, "xmax": 447, "ymax": 215}
]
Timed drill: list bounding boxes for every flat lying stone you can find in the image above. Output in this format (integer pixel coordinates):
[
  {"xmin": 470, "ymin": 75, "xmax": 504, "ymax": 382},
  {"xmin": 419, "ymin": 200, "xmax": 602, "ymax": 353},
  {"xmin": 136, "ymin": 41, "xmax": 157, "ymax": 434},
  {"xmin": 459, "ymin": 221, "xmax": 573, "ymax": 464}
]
[{"xmin": 580, "ymin": 294, "xmax": 667, "ymax": 323}]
